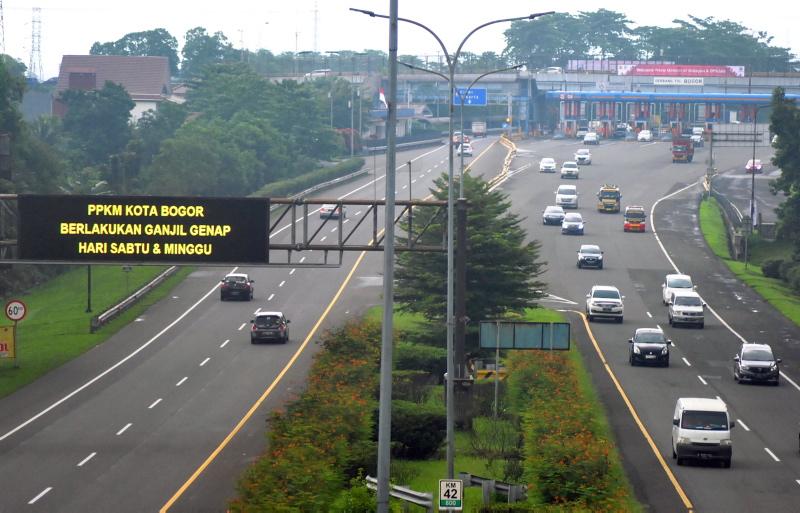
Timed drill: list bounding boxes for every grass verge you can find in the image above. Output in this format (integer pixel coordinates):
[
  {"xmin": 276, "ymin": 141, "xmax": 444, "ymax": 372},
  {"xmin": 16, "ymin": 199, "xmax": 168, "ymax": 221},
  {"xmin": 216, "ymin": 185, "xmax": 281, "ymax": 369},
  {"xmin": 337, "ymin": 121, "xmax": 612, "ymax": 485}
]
[
  {"xmin": 699, "ymin": 197, "xmax": 800, "ymax": 326},
  {"xmin": 0, "ymin": 265, "xmax": 193, "ymax": 398}
]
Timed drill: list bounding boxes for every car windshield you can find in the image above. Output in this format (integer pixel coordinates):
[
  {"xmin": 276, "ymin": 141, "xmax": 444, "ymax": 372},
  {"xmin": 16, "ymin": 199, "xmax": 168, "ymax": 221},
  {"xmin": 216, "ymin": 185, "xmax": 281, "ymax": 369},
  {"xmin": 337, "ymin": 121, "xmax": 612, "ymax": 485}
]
[
  {"xmin": 742, "ymin": 348, "xmax": 774, "ymax": 361},
  {"xmin": 636, "ymin": 331, "xmax": 666, "ymax": 343},
  {"xmin": 557, "ymin": 187, "xmax": 576, "ymax": 194},
  {"xmin": 674, "ymin": 295, "xmax": 702, "ymax": 306},
  {"xmin": 593, "ymin": 289, "xmax": 620, "ymax": 299},
  {"xmin": 541, "ymin": 159, "xmax": 554, "ymax": 165},
  {"xmin": 255, "ymin": 315, "xmax": 282, "ymax": 328},
  {"xmin": 563, "ymin": 162, "xmax": 578, "ymax": 169},
  {"xmin": 577, "ymin": 150, "xmax": 589, "ymax": 155},
  {"xmin": 564, "ymin": 214, "xmax": 582, "ymax": 222},
  {"xmin": 226, "ymin": 276, "xmax": 247, "ymax": 283},
  {"xmin": 581, "ymin": 246, "xmax": 600, "ymax": 254},
  {"xmin": 599, "ymin": 191, "xmax": 619, "ymax": 199},
  {"xmin": 545, "ymin": 207, "xmax": 562, "ymax": 214},
  {"xmin": 626, "ymin": 211, "xmax": 645, "ymax": 220},
  {"xmin": 681, "ymin": 411, "xmax": 728, "ymax": 430},
  {"xmin": 667, "ymin": 277, "xmax": 692, "ymax": 288}
]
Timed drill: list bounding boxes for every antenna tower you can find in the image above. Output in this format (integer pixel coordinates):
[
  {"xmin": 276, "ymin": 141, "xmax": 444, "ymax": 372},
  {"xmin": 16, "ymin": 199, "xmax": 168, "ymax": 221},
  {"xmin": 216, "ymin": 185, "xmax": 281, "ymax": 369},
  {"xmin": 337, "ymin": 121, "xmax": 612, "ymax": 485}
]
[
  {"xmin": 0, "ymin": 0, "xmax": 6, "ymax": 54},
  {"xmin": 28, "ymin": 7, "xmax": 43, "ymax": 80},
  {"xmin": 313, "ymin": 1, "xmax": 318, "ymax": 53}
]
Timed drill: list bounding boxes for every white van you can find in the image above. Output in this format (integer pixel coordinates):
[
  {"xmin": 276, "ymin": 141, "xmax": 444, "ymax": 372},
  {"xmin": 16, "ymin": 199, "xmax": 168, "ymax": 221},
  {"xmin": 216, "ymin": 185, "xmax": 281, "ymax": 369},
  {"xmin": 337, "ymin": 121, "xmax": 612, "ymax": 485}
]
[{"xmin": 672, "ymin": 397, "xmax": 734, "ymax": 468}]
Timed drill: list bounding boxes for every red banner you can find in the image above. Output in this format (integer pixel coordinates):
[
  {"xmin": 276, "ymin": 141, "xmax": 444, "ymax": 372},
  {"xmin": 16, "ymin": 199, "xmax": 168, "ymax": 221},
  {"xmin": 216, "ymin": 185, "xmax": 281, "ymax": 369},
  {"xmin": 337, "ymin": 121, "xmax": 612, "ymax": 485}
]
[{"xmin": 617, "ymin": 64, "xmax": 745, "ymax": 77}]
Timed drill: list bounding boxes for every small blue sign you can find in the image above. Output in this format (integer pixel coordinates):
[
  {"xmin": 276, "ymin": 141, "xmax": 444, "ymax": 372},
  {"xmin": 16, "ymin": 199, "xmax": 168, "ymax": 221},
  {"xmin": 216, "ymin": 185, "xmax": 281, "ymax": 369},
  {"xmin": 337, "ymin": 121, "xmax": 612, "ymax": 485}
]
[{"xmin": 453, "ymin": 87, "xmax": 487, "ymax": 106}]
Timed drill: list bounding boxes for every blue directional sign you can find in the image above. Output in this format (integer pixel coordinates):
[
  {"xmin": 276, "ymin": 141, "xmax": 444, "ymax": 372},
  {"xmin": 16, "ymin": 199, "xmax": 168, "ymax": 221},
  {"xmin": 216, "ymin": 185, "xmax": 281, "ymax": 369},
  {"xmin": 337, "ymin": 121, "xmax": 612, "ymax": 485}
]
[{"xmin": 453, "ymin": 87, "xmax": 487, "ymax": 106}]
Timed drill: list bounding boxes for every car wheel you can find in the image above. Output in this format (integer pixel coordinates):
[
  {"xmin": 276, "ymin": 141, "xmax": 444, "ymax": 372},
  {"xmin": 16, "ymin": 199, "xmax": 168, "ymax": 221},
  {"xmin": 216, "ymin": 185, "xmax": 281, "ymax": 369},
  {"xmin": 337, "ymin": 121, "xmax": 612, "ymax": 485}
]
[
  {"xmin": 220, "ymin": 293, "xmax": 226, "ymax": 301},
  {"xmin": 577, "ymin": 262, "xmax": 581, "ymax": 268},
  {"xmin": 617, "ymin": 317, "xmax": 623, "ymax": 324},
  {"xmin": 668, "ymin": 315, "xmax": 673, "ymax": 326},
  {"xmin": 587, "ymin": 314, "xmax": 594, "ymax": 322},
  {"xmin": 773, "ymin": 377, "xmax": 780, "ymax": 386},
  {"xmin": 598, "ymin": 263, "xmax": 603, "ymax": 270},
  {"xmin": 663, "ymin": 358, "xmax": 670, "ymax": 368},
  {"xmin": 698, "ymin": 322, "xmax": 704, "ymax": 329},
  {"xmin": 250, "ymin": 337, "xmax": 257, "ymax": 345},
  {"xmin": 676, "ymin": 457, "xmax": 684, "ymax": 466},
  {"xmin": 629, "ymin": 354, "xmax": 635, "ymax": 366},
  {"xmin": 672, "ymin": 442, "xmax": 677, "ymax": 459},
  {"xmin": 722, "ymin": 459, "xmax": 731, "ymax": 468}
]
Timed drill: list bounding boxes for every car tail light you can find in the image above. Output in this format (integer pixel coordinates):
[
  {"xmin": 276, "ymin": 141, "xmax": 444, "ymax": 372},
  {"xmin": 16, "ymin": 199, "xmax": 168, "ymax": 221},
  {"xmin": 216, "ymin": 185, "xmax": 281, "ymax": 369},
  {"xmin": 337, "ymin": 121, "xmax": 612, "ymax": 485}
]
[{"xmin": 251, "ymin": 324, "xmax": 257, "ymax": 331}]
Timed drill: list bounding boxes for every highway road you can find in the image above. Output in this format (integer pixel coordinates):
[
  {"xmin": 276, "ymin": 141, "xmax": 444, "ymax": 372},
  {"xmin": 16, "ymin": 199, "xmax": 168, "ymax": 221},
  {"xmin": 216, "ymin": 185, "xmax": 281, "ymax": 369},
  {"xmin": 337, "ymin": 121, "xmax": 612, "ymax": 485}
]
[
  {"xmin": 0, "ymin": 137, "xmax": 508, "ymax": 513},
  {"xmin": 2, "ymin": 132, "xmax": 799, "ymax": 513},
  {"xmin": 499, "ymin": 135, "xmax": 800, "ymax": 512}
]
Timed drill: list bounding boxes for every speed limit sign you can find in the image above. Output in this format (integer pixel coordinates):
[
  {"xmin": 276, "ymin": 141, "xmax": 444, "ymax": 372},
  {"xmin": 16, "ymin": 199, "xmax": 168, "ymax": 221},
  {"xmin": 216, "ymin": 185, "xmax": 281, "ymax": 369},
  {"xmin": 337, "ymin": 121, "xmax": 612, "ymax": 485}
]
[{"xmin": 5, "ymin": 300, "xmax": 27, "ymax": 321}]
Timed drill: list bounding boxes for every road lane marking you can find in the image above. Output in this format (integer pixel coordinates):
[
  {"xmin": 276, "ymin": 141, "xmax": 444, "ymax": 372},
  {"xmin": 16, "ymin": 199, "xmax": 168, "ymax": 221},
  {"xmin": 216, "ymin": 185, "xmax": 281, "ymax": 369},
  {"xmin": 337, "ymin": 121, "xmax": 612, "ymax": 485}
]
[
  {"xmin": 402, "ymin": 185, "xmax": 408, "ymax": 190},
  {"xmin": 765, "ymin": 448, "xmax": 780, "ymax": 462},
  {"xmin": 279, "ymin": 281, "xmax": 286, "ymax": 287},
  {"xmin": 220, "ymin": 339, "xmax": 230, "ymax": 348},
  {"xmin": 237, "ymin": 323, "xmax": 246, "ymax": 331},
  {"xmin": 148, "ymin": 398, "xmax": 162, "ymax": 409},
  {"xmin": 651, "ymin": 181, "xmax": 800, "ymax": 393},
  {"xmin": 28, "ymin": 487, "xmax": 52, "ymax": 504},
  {"xmin": 116, "ymin": 423, "xmax": 132, "ymax": 436},
  {"xmin": 267, "ymin": 294, "xmax": 275, "ymax": 301},
  {"xmin": 176, "ymin": 377, "xmax": 187, "ymax": 387},
  {"xmin": 321, "ymin": 236, "xmax": 327, "ymax": 242},
  {"xmin": 646, "ymin": 311, "xmax": 652, "ymax": 318},
  {"xmin": 566, "ymin": 310, "xmax": 694, "ymax": 511},
  {"xmin": 355, "ymin": 210, "xmax": 362, "ymax": 216},
  {"xmin": 698, "ymin": 375, "xmax": 708, "ymax": 385},
  {"xmin": 737, "ymin": 419, "xmax": 751, "ymax": 431},
  {"xmin": 200, "ymin": 358, "xmax": 210, "ymax": 367},
  {"xmin": 682, "ymin": 358, "xmax": 692, "ymax": 367},
  {"xmin": 656, "ymin": 324, "xmax": 662, "ymax": 330},
  {"xmin": 0, "ymin": 265, "xmax": 241, "ymax": 442},
  {"xmin": 289, "ymin": 268, "xmax": 296, "ymax": 275},
  {"xmin": 77, "ymin": 452, "xmax": 96, "ymax": 467},
  {"xmin": 253, "ymin": 308, "xmax": 261, "ymax": 315},
  {"xmin": 299, "ymin": 256, "xmax": 306, "ymax": 263}
]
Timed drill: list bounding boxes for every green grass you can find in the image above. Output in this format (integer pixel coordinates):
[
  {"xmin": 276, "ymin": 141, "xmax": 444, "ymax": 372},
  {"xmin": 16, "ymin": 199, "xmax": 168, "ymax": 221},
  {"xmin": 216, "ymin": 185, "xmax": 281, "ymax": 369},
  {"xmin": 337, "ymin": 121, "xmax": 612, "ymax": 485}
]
[
  {"xmin": 0, "ymin": 265, "xmax": 193, "ymax": 397},
  {"xmin": 699, "ymin": 198, "xmax": 800, "ymax": 326}
]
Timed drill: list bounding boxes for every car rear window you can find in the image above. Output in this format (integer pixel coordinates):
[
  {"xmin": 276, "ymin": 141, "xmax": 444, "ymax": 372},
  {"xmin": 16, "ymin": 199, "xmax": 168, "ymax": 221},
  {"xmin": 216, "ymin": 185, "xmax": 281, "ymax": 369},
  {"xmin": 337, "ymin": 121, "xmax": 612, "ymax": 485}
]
[
  {"xmin": 667, "ymin": 277, "xmax": 692, "ymax": 288},
  {"xmin": 636, "ymin": 331, "xmax": 665, "ymax": 343},
  {"xmin": 557, "ymin": 186, "xmax": 576, "ymax": 194},
  {"xmin": 581, "ymin": 246, "xmax": 600, "ymax": 254},
  {"xmin": 226, "ymin": 276, "xmax": 247, "ymax": 283},
  {"xmin": 564, "ymin": 214, "xmax": 582, "ymax": 222},
  {"xmin": 593, "ymin": 289, "xmax": 620, "ymax": 299},
  {"xmin": 674, "ymin": 295, "xmax": 702, "ymax": 306},
  {"xmin": 681, "ymin": 411, "xmax": 728, "ymax": 430},
  {"xmin": 255, "ymin": 315, "xmax": 282, "ymax": 328},
  {"xmin": 742, "ymin": 348, "xmax": 773, "ymax": 361}
]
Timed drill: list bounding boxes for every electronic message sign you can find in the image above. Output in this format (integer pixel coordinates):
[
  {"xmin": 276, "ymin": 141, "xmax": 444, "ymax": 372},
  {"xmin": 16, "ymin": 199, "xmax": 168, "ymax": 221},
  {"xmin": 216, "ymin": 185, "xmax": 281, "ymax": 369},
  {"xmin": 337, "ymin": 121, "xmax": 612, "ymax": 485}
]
[{"xmin": 18, "ymin": 195, "xmax": 270, "ymax": 264}]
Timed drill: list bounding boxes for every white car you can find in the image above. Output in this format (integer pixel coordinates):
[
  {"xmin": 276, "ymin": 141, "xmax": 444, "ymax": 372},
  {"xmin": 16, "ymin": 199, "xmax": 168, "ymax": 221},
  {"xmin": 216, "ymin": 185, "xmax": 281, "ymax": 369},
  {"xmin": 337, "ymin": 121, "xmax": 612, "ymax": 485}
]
[
  {"xmin": 585, "ymin": 285, "xmax": 625, "ymax": 323},
  {"xmin": 637, "ymin": 129, "xmax": 653, "ymax": 142},
  {"xmin": 319, "ymin": 203, "xmax": 346, "ymax": 219},
  {"xmin": 583, "ymin": 132, "xmax": 599, "ymax": 145},
  {"xmin": 662, "ymin": 273, "xmax": 694, "ymax": 305},
  {"xmin": 574, "ymin": 148, "xmax": 592, "ymax": 165},
  {"xmin": 539, "ymin": 157, "xmax": 557, "ymax": 173},
  {"xmin": 561, "ymin": 213, "xmax": 585, "ymax": 235},
  {"xmin": 555, "ymin": 184, "xmax": 578, "ymax": 209},
  {"xmin": 668, "ymin": 290, "xmax": 706, "ymax": 328},
  {"xmin": 457, "ymin": 143, "xmax": 473, "ymax": 156},
  {"xmin": 560, "ymin": 161, "xmax": 580, "ymax": 179}
]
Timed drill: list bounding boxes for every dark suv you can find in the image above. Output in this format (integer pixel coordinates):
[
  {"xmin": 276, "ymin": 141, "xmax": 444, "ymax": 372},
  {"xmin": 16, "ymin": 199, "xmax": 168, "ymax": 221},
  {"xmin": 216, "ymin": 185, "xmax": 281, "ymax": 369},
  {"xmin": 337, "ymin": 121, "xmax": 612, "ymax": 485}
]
[
  {"xmin": 220, "ymin": 273, "xmax": 254, "ymax": 301},
  {"xmin": 629, "ymin": 328, "xmax": 670, "ymax": 366},
  {"xmin": 577, "ymin": 244, "xmax": 603, "ymax": 269},
  {"xmin": 250, "ymin": 312, "xmax": 290, "ymax": 344},
  {"xmin": 734, "ymin": 343, "xmax": 780, "ymax": 385}
]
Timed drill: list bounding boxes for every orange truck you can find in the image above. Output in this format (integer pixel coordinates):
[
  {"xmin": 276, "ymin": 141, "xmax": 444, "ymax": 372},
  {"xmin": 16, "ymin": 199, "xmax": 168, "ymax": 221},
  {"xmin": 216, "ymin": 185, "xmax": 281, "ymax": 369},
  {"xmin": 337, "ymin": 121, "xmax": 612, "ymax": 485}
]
[{"xmin": 671, "ymin": 137, "xmax": 694, "ymax": 163}]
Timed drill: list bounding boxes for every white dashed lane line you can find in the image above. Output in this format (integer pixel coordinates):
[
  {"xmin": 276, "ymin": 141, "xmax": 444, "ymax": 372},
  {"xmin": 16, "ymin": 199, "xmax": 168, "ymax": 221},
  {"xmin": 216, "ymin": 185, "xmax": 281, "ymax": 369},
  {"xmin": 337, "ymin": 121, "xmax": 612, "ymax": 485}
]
[
  {"xmin": 765, "ymin": 448, "xmax": 780, "ymax": 462},
  {"xmin": 300, "ymin": 256, "xmax": 306, "ymax": 263},
  {"xmin": 355, "ymin": 211, "xmax": 362, "ymax": 216},
  {"xmin": 289, "ymin": 268, "xmax": 296, "ymax": 275},
  {"xmin": 682, "ymin": 357, "xmax": 692, "ymax": 367},
  {"xmin": 176, "ymin": 377, "xmax": 188, "ymax": 387},
  {"xmin": 320, "ymin": 236, "xmax": 327, "ymax": 242},
  {"xmin": 697, "ymin": 376, "xmax": 708, "ymax": 386},
  {"xmin": 148, "ymin": 398, "xmax": 162, "ymax": 409},
  {"xmin": 77, "ymin": 452, "xmax": 96, "ymax": 467},
  {"xmin": 737, "ymin": 419, "xmax": 751, "ymax": 431},
  {"xmin": 200, "ymin": 357, "xmax": 210, "ymax": 367},
  {"xmin": 116, "ymin": 423, "xmax": 132, "ymax": 436},
  {"xmin": 267, "ymin": 294, "xmax": 275, "ymax": 301},
  {"xmin": 279, "ymin": 281, "xmax": 286, "ymax": 287},
  {"xmin": 28, "ymin": 487, "xmax": 52, "ymax": 504},
  {"xmin": 402, "ymin": 185, "xmax": 408, "ymax": 190},
  {"xmin": 412, "ymin": 179, "xmax": 417, "ymax": 184},
  {"xmin": 253, "ymin": 308, "xmax": 261, "ymax": 315},
  {"xmin": 646, "ymin": 312, "xmax": 652, "ymax": 318},
  {"xmin": 220, "ymin": 339, "xmax": 230, "ymax": 348},
  {"xmin": 237, "ymin": 323, "xmax": 246, "ymax": 331}
]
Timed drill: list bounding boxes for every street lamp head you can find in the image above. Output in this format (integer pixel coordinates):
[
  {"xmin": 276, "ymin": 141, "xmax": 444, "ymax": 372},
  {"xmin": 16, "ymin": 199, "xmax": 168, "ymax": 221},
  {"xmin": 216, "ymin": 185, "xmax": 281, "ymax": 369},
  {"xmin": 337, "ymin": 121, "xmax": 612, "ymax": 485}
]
[
  {"xmin": 528, "ymin": 11, "xmax": 556, "ymax": 19},
  {"xmin": 349, "ymin": 7, "xmax": 377, "ymax": 17}
]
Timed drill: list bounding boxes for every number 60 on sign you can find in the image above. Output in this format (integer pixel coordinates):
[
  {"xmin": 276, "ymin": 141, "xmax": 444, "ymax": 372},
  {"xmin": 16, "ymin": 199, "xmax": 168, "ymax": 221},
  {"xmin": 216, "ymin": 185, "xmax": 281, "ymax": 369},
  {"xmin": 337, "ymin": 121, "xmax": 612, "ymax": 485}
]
[{"xmin": 439, "ymin": 479, "xmax": 463, "ymax": 510}]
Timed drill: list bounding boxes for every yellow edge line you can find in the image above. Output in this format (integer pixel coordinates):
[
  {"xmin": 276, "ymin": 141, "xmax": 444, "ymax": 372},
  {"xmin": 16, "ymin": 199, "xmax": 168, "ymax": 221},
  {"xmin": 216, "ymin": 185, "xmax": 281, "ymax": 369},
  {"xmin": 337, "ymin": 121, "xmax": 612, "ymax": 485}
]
[
  {"xmin": 160, "ymin": 249, "xmax": 368, "ymax": 512},
  {"xmin": 571, "ymin": 310, "xmax": 694, "ymax": 512}
]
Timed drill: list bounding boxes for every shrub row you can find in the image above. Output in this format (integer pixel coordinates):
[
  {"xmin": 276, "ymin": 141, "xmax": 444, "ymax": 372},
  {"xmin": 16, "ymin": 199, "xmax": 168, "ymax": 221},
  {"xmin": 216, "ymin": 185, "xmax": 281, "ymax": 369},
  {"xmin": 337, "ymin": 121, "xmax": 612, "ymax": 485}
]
[
  {"xmin": 761, "ymin": 257, "xmax": 800, "ymax": 292},
  {"xmin": 252, "ymin": 157, "xmax": 365, "ymax": 198},
  {"xmin": 506, "ymin": 351, "xmax": 632, "ymax": 512}
]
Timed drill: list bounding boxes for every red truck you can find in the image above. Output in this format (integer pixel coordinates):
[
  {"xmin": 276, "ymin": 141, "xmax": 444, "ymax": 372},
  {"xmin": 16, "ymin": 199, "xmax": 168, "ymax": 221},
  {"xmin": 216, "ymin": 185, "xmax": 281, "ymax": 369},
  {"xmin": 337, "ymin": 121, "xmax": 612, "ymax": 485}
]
[{"xmin": 672, "ymin": 137, "xmax": 694, "ymax": 163}]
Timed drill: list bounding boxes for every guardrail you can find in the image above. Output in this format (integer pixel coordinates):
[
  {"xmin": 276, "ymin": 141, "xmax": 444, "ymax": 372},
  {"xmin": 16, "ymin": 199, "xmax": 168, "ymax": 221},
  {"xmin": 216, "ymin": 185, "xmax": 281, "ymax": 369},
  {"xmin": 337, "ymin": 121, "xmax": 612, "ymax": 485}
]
[
  {"xmin": 90, "ymin": 266, "xmax": 179, "ymax": 332},
  {"xmin": 459, "ymin": 472, "xmax": 527, "ymax": 504},
  {"xmin": 709, "ymin": 183, "xmax": 745, "ymax": 260},
  {"xmin": 365, "ymin": 476, "xmax": 433, "ymax": 512},
  {"xmin": 364, "ymin": 137, "xmax": 445, "ymax": 153}
]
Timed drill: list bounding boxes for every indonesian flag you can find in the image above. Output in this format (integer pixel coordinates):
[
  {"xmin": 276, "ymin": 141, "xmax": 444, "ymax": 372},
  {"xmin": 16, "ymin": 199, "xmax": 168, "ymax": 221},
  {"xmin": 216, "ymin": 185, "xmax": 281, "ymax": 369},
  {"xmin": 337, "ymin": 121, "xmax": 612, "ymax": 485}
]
[{"xmin": 379, "ymin": 87, "xmax": 388, "ymax": 109}]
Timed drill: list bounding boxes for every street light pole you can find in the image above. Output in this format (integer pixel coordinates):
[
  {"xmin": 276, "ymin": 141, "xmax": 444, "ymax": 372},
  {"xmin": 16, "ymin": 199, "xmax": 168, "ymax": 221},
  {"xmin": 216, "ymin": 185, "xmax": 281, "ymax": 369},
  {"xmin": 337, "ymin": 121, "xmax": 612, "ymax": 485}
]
[
  {"xmin": 744, "ymin": 104, "xmax": 769, "ymax": 270},
  {"xmin": 352, "ymin": 6, "xmax": 553, "ymax": 483}
]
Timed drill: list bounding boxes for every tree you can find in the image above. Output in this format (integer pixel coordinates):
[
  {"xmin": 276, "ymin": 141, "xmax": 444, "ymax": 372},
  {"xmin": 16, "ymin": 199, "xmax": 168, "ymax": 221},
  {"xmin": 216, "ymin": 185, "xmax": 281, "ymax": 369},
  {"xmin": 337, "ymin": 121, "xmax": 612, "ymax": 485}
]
[
  {"xmin": 181, "ymin": 27, "xmax": 238, "ymax": 78},
  {"xmin": 769, "ymin": 87, "xmax": 800, "ymax": 254},
  {"xmin": 394, "ymin": 173, "xmax": 546, "ymax": 325},
  {"xmin": 90, "ymin": 29, "xmax": 180, "ymax": 75},
  {"xmin": 577, "ymin": 9, "xmax": 635, "ymax": 60},
  {"xmin": 0, "ymin": 55, "xmax": 26, "ymax": 135},
  {"xmin": 503, "ymin": 12, "xmax": 585, "ymax": 69},
  {"xmin": 60, "ymin": 81, "xmax": 134, "ymax": 167}
]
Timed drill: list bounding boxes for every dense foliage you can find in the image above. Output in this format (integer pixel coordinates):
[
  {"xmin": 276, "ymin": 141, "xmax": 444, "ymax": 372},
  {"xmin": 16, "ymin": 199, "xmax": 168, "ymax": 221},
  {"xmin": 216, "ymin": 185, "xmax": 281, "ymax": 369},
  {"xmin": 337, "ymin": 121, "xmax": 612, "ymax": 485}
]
[
  {"xmin": 90, "ymin": 28, "xmax": 180, "ymax": 75},
  {"xmin": 394, "ymin": 173, "xmax": 547, "ymax": 325},
  {"xmin": 769, "ymin": 88, "xmax": 800, "ymax": 257}
]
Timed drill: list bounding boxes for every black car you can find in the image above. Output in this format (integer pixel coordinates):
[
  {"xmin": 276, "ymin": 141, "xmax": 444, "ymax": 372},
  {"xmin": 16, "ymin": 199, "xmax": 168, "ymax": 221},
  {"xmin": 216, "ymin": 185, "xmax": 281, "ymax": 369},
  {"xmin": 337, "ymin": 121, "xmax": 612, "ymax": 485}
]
[
  {"xmin": 629, "ymin": 328, "xmax": 670, "ymax": 366},
  {"xmin": 220, "ymin": 273, "xmax": 254, "ymax": 301},
  {"xmin": 577, "ymin": 244, "xmax": 603, "ymax": 269},
  {"xmin": 542, "ymin": 205, "xmax": 566, "ymax": 225},
  {"xmin": 734, "ymin": 343, "xmax": 780, "ymax": 385},
  {"xmin": 251, "ymin": 312, "xmax": 290, "ymax": 344}
]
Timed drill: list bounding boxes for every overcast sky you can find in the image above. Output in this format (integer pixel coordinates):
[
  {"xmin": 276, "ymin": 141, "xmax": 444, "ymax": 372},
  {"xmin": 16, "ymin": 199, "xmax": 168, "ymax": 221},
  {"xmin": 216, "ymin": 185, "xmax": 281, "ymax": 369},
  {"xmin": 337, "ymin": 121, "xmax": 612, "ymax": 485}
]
[{"xmin": 4, "ymin": 0, "xmax": 799, "ymax": 80}]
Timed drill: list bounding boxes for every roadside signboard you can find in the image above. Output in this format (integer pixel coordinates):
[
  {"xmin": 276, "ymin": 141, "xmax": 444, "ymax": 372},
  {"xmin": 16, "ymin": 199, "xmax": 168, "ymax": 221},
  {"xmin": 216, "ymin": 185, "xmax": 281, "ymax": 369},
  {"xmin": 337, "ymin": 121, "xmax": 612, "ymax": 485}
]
[
  {"xmin": 453, "ymin": 87, "xmax": 487, "ymax": 106},
  {"xmin": 439, "ymin": 479, "xmax": 463, "ymax": 510},
  {"xmin": 0, "ymin": 326, "xmax": 13, "ymax": 358},
  {"xmin": 5, "ymin": 300, "xmax": 26, "ymax": 321},
  {"xmin": 479, "ymin": 321, "xmax": 570, "ymax": 350},
  {"xmin": 17, "ymin": 195, "xmax": 270, "ymax": 265}
]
